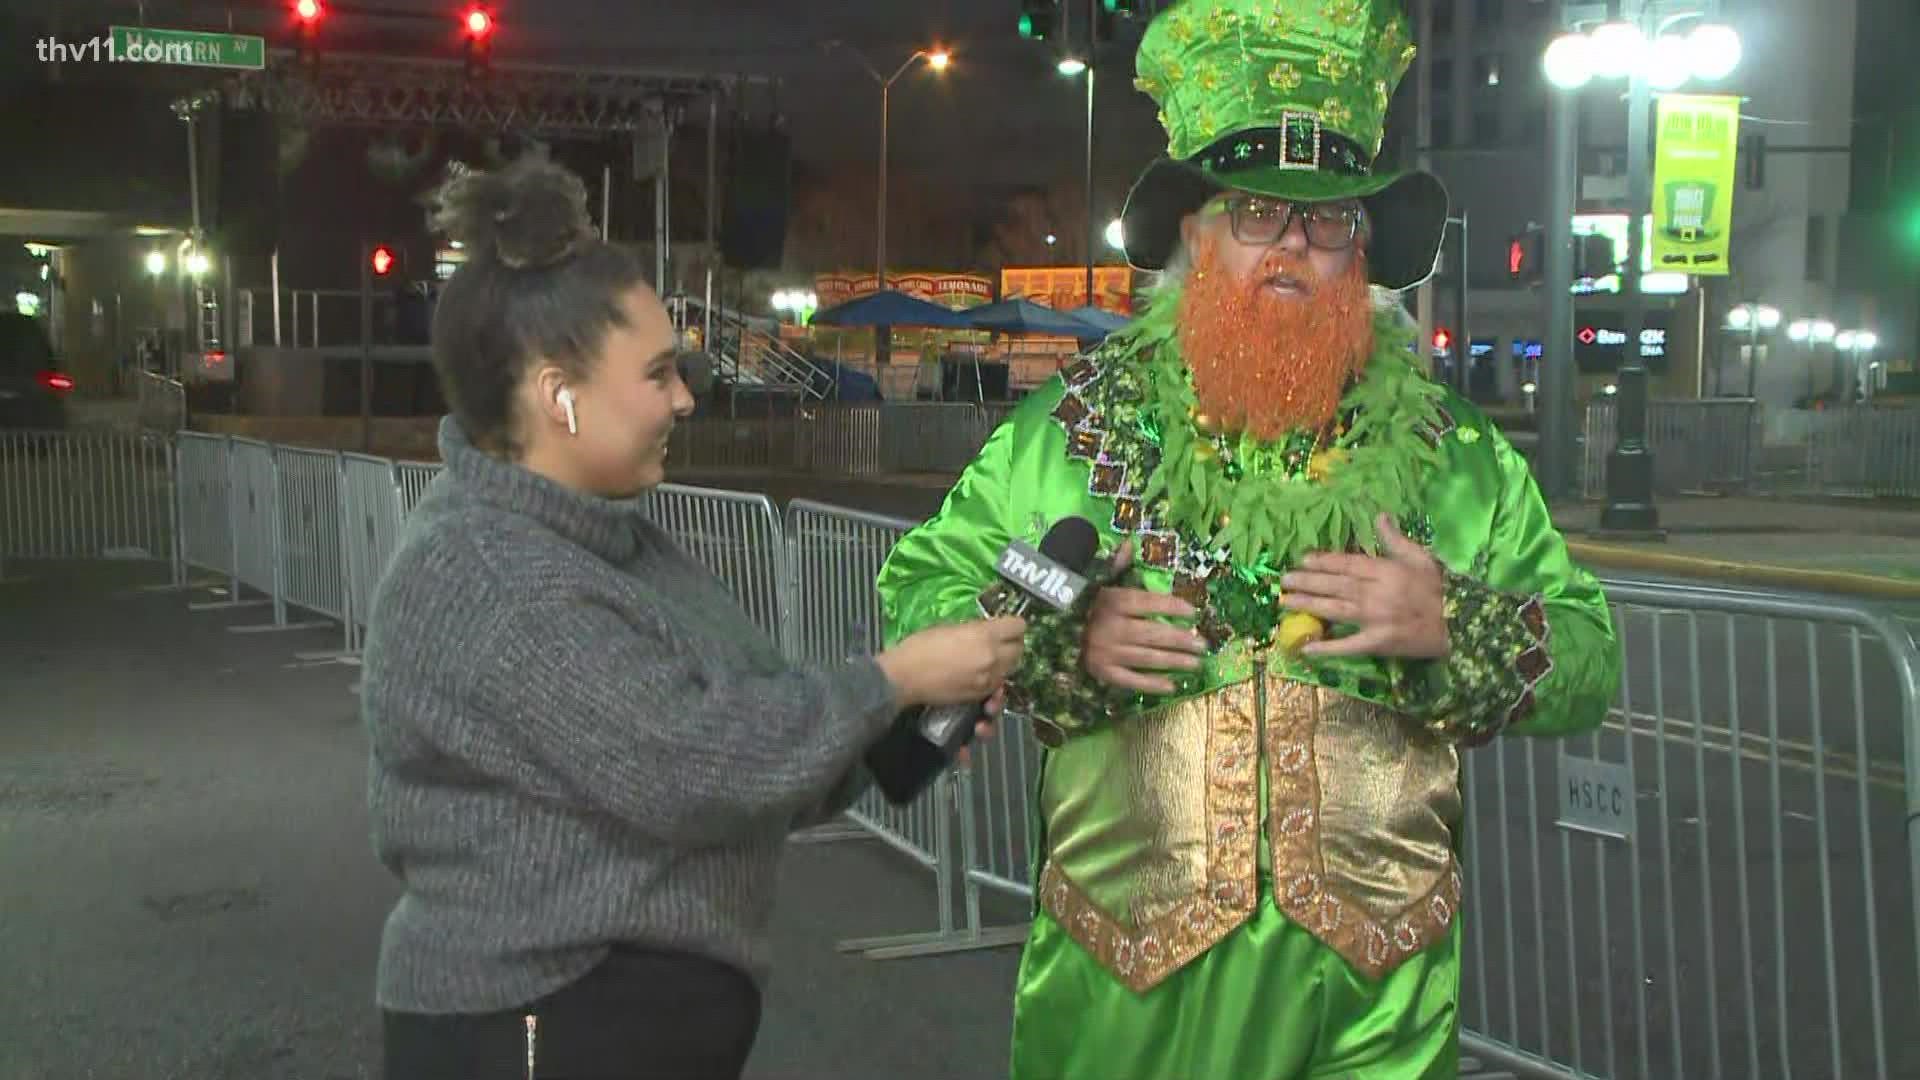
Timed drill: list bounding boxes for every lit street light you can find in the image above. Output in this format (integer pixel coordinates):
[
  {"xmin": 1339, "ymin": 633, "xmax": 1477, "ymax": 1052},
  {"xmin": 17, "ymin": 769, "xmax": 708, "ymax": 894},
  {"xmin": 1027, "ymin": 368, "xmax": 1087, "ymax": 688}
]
[
  {"xmin": 1105, "ymin": 218, "xmax": 1125, "ymax": 251},
  {"xmin": 827, "ymin": 42, "xmax": 951, "ymax": 295},
  {"xmin": 1057, "ymin": 56, "xmax": 1087, "ymax": 76},
  {"xmin": 1544, "ymin": 3, "xmax": 1743, "ymax": 535},
  {"xmin": 144, "ymin": 251, "xmax": 166, "ymax": 276},
  {"xmin": 1725, "ymin": 302, "xmax": 1780, "ymax": 398}
]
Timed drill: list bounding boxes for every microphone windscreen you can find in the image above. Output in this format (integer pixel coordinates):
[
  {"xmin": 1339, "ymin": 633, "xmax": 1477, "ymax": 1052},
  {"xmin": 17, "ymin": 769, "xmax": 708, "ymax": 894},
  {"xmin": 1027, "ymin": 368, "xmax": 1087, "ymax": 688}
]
[{"xmin": 1036, "ymin": 516, "xmax": 1099, "ymax": 575}]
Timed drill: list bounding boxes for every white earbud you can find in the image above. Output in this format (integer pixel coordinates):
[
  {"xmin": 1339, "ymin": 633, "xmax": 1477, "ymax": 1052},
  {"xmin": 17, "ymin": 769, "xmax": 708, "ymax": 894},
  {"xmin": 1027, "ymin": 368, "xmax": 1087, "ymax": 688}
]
[{"xmin": 557, "ymin": 387, "xmax": 578, "ymax": 436}]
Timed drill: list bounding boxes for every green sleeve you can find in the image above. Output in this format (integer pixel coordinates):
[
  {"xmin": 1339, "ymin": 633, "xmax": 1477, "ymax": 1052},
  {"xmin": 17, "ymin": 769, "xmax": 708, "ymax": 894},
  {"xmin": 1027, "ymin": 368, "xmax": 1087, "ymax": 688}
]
[
  {"xmin": 1393, "ymin": 430, "xmax": 1621, "ymax": 745},
  {"xmin": 875, "ymin": 390, "xmax": 1128, "ymax": 743}
]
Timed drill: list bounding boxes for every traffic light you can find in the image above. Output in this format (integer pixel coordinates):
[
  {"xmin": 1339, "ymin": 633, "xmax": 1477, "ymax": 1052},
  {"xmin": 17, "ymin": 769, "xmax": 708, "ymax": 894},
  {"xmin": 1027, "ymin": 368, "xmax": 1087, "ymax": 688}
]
[
  {"xmin": 462, "ymin": 6, "xmax": 494, "ymax": 76},
  {"xmin": 1433, "ymin": 328, "xmax": 1452, "ymax": 352},
  {"xmin": 291, "ymin": 0, "xmax": 323, "ymax": 63},
  {"xmin": 370, "ymin": 244, "xmax": 397, "ymax": 277},
  {"xmin": 1018, "ymin": 0, "xmax": 1060, "ymax": 41},
  {"xmin": 1508, "ymin": 225, "xmax": 1544, "ymax": 285}
]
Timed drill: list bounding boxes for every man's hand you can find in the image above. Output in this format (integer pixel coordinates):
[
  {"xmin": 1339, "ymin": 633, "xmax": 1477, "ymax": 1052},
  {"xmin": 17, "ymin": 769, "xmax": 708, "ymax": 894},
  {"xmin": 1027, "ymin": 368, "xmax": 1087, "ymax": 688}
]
[
  {"xmin": 1082, "ymin": 540, "xmax": 1209, "ymax": 694},
  {"xmin": 1280, "ymin": 513, "xmax": 1449, "ymax": 659}
]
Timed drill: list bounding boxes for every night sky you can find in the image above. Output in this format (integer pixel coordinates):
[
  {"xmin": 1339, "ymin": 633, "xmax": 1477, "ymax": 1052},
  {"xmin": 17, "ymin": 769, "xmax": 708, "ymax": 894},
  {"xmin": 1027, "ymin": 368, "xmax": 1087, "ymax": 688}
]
[{"xmin": 3, "ymin": 0, "xmax": 1178, "ymax": 196}]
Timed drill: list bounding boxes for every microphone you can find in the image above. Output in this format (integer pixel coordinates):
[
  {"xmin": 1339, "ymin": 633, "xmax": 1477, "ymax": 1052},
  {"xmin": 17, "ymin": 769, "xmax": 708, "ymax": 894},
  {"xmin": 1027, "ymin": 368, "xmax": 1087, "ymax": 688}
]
[{"xmin": 865, "ymin": 516, "xmax": 1101, "ymax": 806}]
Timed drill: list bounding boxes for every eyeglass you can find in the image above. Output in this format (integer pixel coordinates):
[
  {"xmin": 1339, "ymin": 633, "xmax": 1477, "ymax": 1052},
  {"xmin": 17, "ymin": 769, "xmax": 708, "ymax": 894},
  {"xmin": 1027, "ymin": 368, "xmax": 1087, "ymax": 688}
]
[{"xmin": 1217, "ymin": 196, "xmax": 1367, "ymax": 250}]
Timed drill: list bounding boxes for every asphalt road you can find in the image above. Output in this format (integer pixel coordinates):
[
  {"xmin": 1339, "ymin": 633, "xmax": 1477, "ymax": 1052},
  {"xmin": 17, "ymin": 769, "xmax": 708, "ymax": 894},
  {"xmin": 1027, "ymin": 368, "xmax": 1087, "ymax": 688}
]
[{"xmin": 0, "ymin": 561, "xmax": 1027, "ymax": 1080}]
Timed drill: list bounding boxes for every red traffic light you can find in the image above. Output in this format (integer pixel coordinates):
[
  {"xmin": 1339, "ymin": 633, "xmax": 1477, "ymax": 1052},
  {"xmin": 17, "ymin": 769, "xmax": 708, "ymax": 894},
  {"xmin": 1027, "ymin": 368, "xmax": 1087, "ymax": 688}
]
[
  {"xmin": 463, "ymin": 6, "xmax": 493, "ymax": 36},
  {"xmin": 1433, "ymin": 329, "xmax": 1452, "ymax": 351},
  {"xmin": 371, "ymin": 246, "xmax": 396, "ymax": 276},
  {"xmin": 1508, "ymin": 239, "xmax": 1525, "ymax": 277},
  {"xmin": 294, "ymin": 0, "xmax": 321, "ymax": 23}
]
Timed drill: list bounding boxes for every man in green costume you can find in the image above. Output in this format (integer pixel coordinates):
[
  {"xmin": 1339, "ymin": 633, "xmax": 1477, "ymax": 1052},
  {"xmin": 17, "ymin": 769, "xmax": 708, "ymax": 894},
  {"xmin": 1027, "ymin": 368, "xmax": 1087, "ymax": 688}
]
[{"xmin": 875, "ymin": 1, "xmax": 1622, "ymax": 1075}]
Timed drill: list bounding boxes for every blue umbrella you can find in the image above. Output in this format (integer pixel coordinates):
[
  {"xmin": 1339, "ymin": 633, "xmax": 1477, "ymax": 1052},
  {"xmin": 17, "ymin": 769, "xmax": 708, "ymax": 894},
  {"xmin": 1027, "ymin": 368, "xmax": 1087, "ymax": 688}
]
[
  {"xmin": 964, "ymin": 298, "xmax": 1109, "ymax": 339},
  {"xmin": 809, "ymin": 290, "xmax": 973, "ymax": 329},
  {"xmin": 1066, "ymin": 306, "xmax": 1130, "ymax": 335}
]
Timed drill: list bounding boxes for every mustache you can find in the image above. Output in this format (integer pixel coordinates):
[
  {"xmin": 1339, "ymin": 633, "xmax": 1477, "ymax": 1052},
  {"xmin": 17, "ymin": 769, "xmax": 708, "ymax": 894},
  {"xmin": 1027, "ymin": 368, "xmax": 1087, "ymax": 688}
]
[{"xmin": 1246, "ymin": 253, "xmax": 1321, "ymax": 294}]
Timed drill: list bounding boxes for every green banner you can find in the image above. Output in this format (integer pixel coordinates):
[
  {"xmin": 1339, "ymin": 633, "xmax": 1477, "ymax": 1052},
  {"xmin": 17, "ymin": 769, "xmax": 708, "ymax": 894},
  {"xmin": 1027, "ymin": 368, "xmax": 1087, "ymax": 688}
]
[
  {"xmin": 109, "ymin": 26, "xmax": 265, "ymax": 70},
  {"xmin": 1651, "ymin": 94, "xmax": 1741, "ymax": 276}
]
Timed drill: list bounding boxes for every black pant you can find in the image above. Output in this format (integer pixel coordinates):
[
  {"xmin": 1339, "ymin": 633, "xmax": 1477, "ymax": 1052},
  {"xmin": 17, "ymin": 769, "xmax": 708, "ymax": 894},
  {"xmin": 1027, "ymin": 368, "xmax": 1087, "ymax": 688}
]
[{"xmin": 383, "ymin": 945, "xmax": 761, "ymax": 1080}]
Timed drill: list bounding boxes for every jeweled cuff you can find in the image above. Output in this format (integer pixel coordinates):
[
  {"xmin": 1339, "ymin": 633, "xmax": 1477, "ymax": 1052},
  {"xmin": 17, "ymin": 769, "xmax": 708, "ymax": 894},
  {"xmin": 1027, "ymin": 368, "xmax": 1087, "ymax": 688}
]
[
  {"xmin": 981, "ymin": 558, "xmax": 1130, "ymax": 747},
  {"xmin": 1390, "ymin": 569, "xmax": 1553, "ymax": 746}
]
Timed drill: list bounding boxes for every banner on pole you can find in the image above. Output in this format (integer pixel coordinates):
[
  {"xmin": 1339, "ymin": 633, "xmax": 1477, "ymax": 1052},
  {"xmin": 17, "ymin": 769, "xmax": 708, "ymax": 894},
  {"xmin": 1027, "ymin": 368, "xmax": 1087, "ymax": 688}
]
[{"xmin": 1650, "ymin": 94, "xmax": 1741, "ymax": 276}]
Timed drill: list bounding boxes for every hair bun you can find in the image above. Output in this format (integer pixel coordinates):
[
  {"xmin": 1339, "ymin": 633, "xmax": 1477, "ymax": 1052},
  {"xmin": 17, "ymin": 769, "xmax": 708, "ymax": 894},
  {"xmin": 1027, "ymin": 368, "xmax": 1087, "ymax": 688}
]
[{"xmin": 430, "ymin": 150, "xmax": 595, "ymax": 270}]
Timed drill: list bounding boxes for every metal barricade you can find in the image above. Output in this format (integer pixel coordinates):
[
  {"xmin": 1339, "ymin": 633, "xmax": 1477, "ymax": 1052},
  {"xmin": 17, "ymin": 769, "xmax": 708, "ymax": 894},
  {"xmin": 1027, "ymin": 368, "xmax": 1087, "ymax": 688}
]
[
  {"xmin": 640, "ymin": 483, "xmax": 787, "ymax": 644},
  {"xmin": 0, "ymin": 429, "xmax": 174, "ymax": 569},
  {"xmin": 272, "ymin": 447, "xmax": 350, "ymax": 657},
  {"xmin": 879, "ymin": 403, "xmax": 989, "ymax": 473},
  {"xmin": 795, "ymin": 405, "xmax": 883, "ymax": 475},
  {"xmin": 394, "ymin": 462, "xmax": 441, "ymax": 516},
  {"xmin": 338, "ymin": 453, "xmax": 404, "ymax": 656},
  {"xmin": 1585, "ymin": 400, "xmax": 1762, "ymax": 499},
  {"xmin": 780, "ymin": 500, "xmax": 971, "ymax": 958},
  {"xmin": 1809, "ymin": 408, "xmax": 1920, "ymax": 499},
  {"xmin": 206, "ymin": 438, "xmax": 326, "ymax": 633},
  {"xmin": 1458, "ymin": 579, "xmax": 1920, "ymax": 1080},
  {"xmin": 174, "ymin": 433, "xmax": 233, "ymax": 588}
]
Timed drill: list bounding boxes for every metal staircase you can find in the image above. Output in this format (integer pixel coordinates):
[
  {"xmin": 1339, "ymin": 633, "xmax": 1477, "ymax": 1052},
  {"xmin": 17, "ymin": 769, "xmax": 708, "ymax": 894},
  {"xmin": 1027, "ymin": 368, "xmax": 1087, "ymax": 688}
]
[{"xmin": 669, "ymin": 296, "xmax": 833, "ymax": 401}]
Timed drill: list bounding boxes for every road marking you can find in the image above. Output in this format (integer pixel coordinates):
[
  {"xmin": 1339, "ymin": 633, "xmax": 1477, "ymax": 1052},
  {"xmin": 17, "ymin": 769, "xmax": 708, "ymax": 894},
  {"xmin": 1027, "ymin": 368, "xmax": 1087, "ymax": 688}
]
[{"xmin": 1595, "ymin": 708, "xmax": 1906, "ymax": 793}]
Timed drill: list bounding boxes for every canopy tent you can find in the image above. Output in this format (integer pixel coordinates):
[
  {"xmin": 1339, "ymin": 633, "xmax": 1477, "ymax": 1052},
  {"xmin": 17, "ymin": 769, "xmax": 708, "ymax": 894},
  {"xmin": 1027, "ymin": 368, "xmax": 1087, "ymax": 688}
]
[
  {"xmin": 962, "ymin": 297, "xmax": 1107, "ymax": 339},
  {"xmin": 1066, "ymin": 306, "xmax": 1131, "ymax": 336},
  {"xmin": 808, "ymin": 289, "xmax": 974, "ymax": 329}
]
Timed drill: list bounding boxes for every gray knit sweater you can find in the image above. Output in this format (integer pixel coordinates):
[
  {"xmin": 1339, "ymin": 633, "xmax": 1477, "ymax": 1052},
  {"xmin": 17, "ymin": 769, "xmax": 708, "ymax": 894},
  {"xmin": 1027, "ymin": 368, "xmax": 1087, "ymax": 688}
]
[{"xmin": 361, "ymin": 417, "xmax": 898, "ymax": 1014}]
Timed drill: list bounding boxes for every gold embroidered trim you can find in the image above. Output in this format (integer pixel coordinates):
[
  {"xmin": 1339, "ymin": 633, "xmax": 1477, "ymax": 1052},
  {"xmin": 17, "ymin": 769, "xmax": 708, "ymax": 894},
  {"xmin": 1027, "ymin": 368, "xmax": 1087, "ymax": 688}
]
[
  {"xmin": 1264, "ymin": 679, "xmax": 1463, "ymax": 979},
  {"xmin": 1038, "ymin": 680, "xmax": 1260, "ymax": 994}
]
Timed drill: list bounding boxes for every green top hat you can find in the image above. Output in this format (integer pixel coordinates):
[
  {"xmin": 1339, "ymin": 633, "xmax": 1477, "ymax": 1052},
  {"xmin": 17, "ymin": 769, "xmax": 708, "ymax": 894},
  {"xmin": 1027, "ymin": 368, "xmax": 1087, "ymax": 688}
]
[{"xmin": 1120, "ymin": 0, "xmax": 1449, "ymax": 291}]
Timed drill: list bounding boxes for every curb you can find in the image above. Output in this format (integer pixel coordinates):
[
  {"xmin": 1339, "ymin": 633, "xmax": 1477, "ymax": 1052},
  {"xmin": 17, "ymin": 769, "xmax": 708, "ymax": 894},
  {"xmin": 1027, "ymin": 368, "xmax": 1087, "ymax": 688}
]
[{"xmin": 1564, "ymin": 540, "xmax": 1920, "ymax": 601}]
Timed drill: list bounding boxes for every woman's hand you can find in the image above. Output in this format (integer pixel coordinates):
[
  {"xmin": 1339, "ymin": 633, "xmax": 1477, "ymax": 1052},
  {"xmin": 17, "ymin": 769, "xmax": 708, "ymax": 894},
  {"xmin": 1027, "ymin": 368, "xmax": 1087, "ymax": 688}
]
[{"xmin": 876, "ymin": 616, "xmax": 1027, "ymax": 709}]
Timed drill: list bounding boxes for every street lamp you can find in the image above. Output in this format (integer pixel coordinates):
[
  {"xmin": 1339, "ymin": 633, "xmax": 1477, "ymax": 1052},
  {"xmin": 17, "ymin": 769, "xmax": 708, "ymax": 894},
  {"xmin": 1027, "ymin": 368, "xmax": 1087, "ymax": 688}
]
[
  {"xmin": 1105, "ymin": 218, "xmax": 1125, "ymax": 251},
  {"xmin": 1543, "ymin": 3, "xmax": 1743, "ymax": 536},
  {"xmin": 144, "ymin": 251, "xmax": 167, "ymax": 276},
  {"xmin": 828, "ymin": 42, "xmax": 951, "ymax": 294},
  {"xmin": 1725, "ymin": 301, "xmax": 1779, "ymax": 398}
]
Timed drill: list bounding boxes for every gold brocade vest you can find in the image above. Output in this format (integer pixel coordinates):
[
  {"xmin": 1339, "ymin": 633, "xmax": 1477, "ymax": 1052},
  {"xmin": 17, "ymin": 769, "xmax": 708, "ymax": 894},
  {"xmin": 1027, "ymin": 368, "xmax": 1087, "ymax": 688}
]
[{"xmin": 1035, "ymin": 667, "xmax": 1464, "ymax": 993}]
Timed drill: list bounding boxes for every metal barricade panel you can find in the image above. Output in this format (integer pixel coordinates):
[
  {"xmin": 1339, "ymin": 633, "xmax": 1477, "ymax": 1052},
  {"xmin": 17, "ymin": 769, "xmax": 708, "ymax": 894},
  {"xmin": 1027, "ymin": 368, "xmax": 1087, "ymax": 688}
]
[
  {"xmin": 0, "ymin": 429, "xmax": 173, "ymax": 562},
  {"xmin": 339, "ymin": 454, "xmax": 403, "ymax": 635},
  {"xmin": 780, "ymin": 500, "xmax": 953, "ymax": 868},
  {"xmin": 174, "ymin": 432, "xmax": 233, "ymax": 578},
  {"xmin": 1458, "ymin": 580, "xmax": 1920, "ymax": 1080},
  {"xmin": 271, "ymin": 447, "xmax": 346, "ymax": 623},
  {"xmin": 641, "ymin": 483, "xmax": 787, "ymax": 644},
  {"xmin": 226, "ymin": 439, "xmax": 280, "ymax": 599},
  {"xmin": 394, "ymin": 462, "xmax": 441, "ymax": 517}
]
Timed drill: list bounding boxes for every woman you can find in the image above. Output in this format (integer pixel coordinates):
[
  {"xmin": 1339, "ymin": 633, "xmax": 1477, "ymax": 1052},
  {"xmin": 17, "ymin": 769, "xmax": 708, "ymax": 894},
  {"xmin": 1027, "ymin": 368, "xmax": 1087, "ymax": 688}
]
[{"xmin": 361, "ymin": 153, "xmax": 1024, "ymax": 1079}]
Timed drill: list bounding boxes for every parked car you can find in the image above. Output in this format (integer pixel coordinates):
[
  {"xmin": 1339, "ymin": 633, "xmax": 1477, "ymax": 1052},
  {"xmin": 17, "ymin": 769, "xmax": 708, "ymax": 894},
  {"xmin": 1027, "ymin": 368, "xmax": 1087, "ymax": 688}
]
[
  {"xmin": 0, "ymin": 309, "xmax": 72, "ymax": 426},
  {"xmin": 0, "ymin": 312, "xmax": 71, "ymax": 429}
]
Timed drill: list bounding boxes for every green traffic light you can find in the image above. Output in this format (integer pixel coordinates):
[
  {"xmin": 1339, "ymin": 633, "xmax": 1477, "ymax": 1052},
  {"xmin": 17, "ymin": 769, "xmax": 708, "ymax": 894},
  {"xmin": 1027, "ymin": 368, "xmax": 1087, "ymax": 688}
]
[
  {"xmin": 1103, "ymin": 0, "xmax": 1118, "ymax": 10},
  {"xmin": 1019, "ymin": 13, "xmax": 1035, "ymax": 37}
]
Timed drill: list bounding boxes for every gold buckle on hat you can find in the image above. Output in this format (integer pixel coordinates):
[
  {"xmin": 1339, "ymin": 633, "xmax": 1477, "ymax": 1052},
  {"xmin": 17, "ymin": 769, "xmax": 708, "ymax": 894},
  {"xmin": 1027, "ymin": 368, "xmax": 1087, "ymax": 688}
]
[{"xmin": 1279, "ymin": 111, "xmax": 1322, "ymax": 171}]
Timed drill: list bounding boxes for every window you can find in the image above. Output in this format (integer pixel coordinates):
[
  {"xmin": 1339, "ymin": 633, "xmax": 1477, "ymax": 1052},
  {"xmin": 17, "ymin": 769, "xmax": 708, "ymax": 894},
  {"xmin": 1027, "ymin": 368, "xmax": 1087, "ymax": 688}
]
[
  {"xmin": 1476, "ymin": 0, "xmax": 1504, "ymax": 26},
  {"xmin": 1806, "ymin": 215, "xmax": 1828, "ymax": 282},
  {"xmin": 1432, "ymin": 59, "xmax": 1454, "ymax": 91},
  {"xmin": 1431, "ymin": 107, "xmax": 1455, "ymax": 149},
  {"xmin": 1518, "ymin": 109, "xmax": 1546, "ymax": 144},
  {"xmin": 1433, "ymin": 0, "xmax": 1454, "ymax": 35},
  {"xmin": 1472, "ymin": 107, "xmax": 1501, "ymax": 146},
  {"xmin": 1475, "ymin": 55, "xmax": 1502, "ymax": 87}
]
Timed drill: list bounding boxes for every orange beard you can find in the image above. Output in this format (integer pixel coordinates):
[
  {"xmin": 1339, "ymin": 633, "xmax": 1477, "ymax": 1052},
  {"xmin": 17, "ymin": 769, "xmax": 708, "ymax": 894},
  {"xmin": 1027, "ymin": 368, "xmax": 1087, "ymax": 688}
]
[{"xmin": 1176, "ymin": 237, "xmax": 1376, "ymax": 441}]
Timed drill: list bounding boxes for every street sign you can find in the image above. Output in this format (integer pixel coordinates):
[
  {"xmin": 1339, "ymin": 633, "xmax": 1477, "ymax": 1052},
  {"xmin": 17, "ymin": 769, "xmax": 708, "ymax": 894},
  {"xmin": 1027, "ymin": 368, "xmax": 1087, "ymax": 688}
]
[
  {"xmin": 110, "ymin": 26, "xmax": 266, "ymax": 70},
  {"xmin": 1556, "ymin": 753, "xmax": 1635, "ymax": 841}
]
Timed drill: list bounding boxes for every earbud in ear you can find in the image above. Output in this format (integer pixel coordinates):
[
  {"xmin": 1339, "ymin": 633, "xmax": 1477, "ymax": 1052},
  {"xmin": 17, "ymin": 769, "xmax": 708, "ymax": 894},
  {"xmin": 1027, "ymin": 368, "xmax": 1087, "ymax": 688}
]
[{"xmin": 557, "ymin": 387, "xmax": 578, "ymax": 436}]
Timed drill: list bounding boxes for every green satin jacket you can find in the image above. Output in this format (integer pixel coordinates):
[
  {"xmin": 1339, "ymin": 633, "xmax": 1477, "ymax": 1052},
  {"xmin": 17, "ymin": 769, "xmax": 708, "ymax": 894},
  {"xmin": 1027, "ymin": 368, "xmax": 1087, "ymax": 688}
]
[{"xmin": 874, "ymin": 318, "xmax": 1620, "ymax": 991}]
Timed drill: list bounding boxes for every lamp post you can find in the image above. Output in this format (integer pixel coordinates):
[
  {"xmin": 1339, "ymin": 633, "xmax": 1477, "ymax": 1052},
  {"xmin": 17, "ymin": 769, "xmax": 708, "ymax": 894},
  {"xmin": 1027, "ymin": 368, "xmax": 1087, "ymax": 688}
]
[
  {"xmin": 1056, "ymin": 22, "xmax": 1097, "ymax": 311},
  {"xmin": 1834, "ymin": 329, "xmax": 1878, "ymax": 403},
  {"xmin": 1542, "ymin": 3, "xmax": 1742, "ymax": 536},
  {"xmin": 1725, "ymin": 301, "xmax": 1780, "ymax": 398},
  {"xmin": 830, "ymin": 43, "xmax": 950, "ymax": 294}
]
